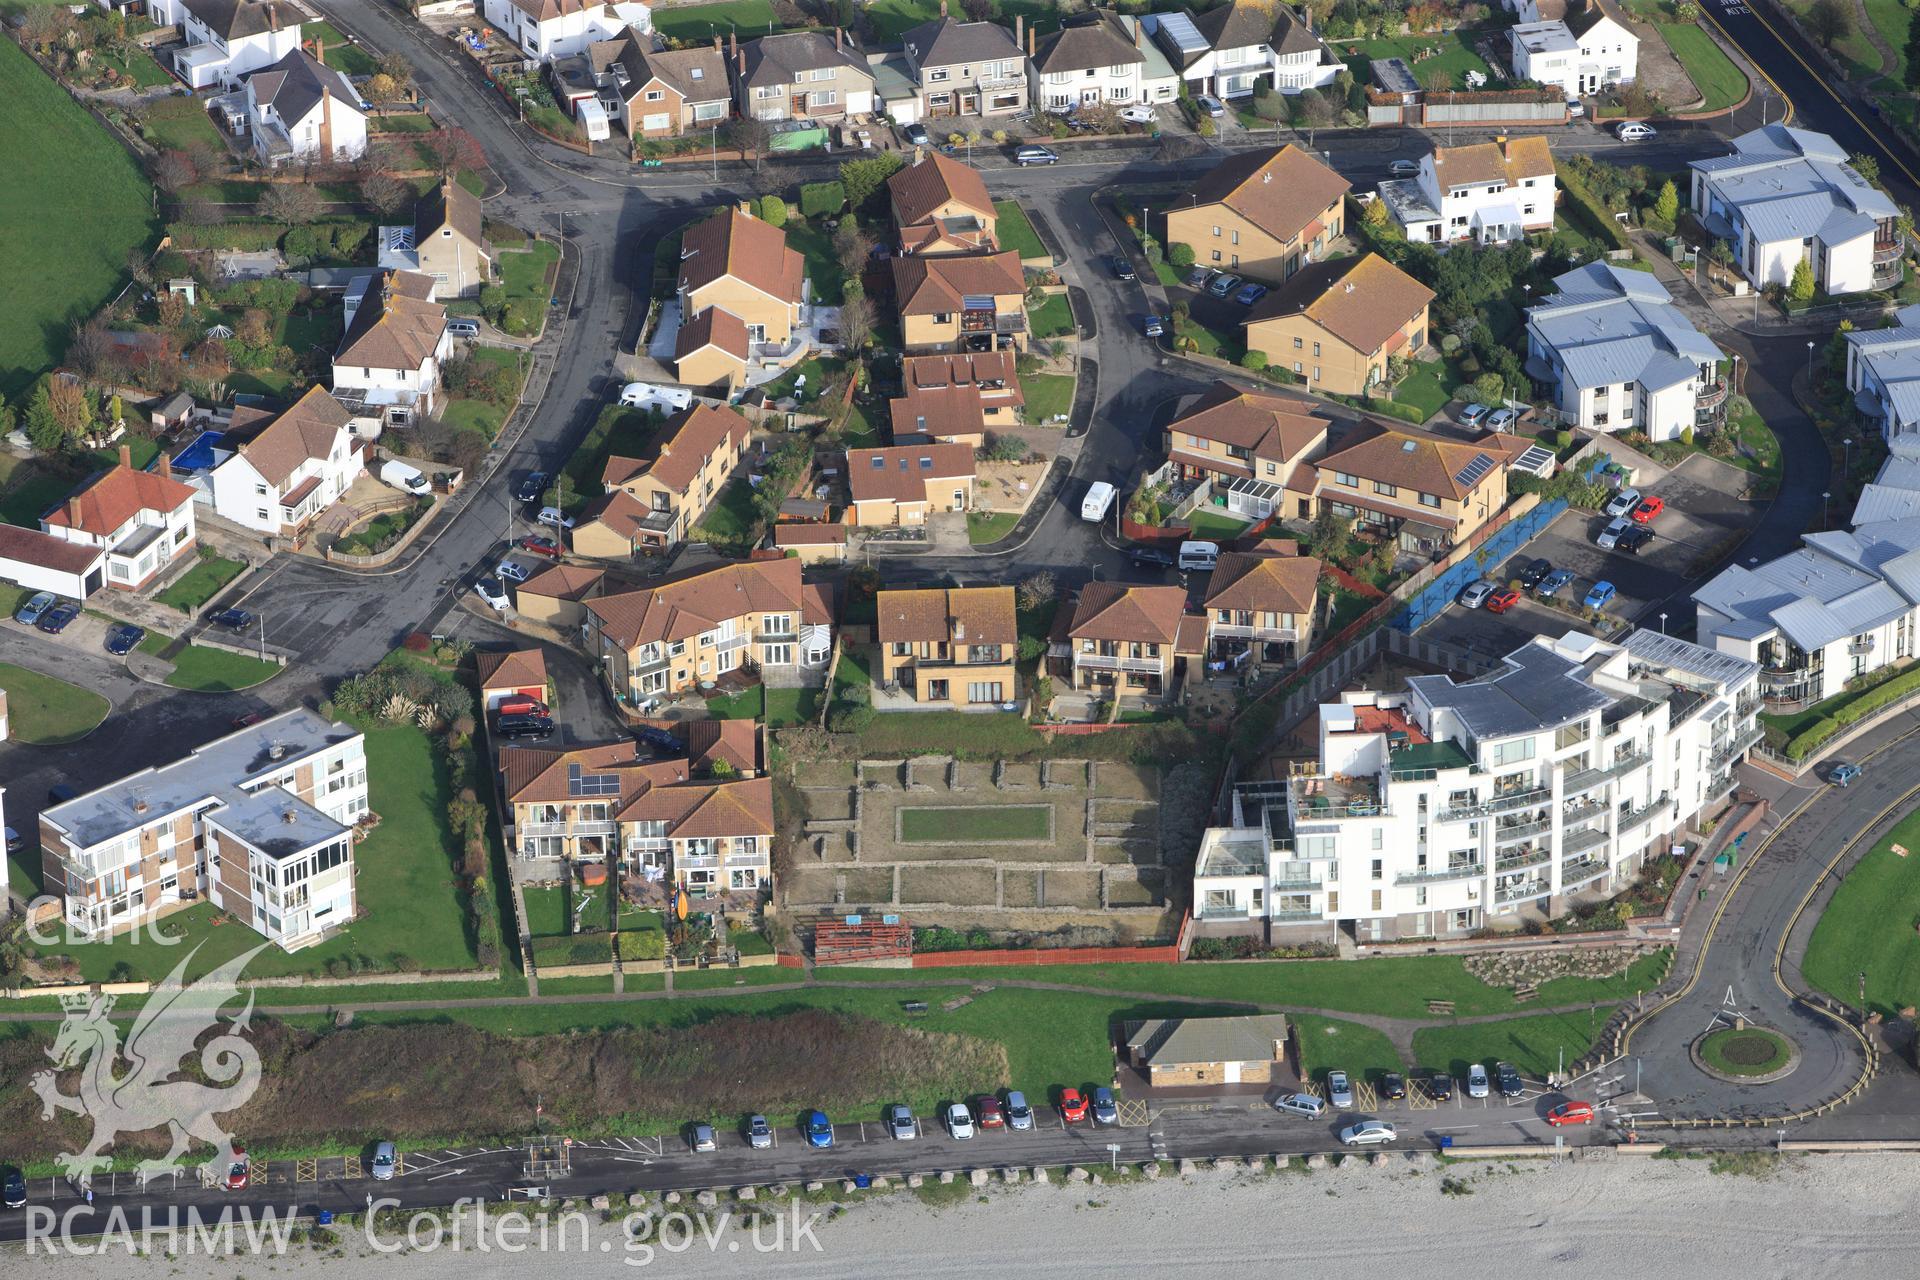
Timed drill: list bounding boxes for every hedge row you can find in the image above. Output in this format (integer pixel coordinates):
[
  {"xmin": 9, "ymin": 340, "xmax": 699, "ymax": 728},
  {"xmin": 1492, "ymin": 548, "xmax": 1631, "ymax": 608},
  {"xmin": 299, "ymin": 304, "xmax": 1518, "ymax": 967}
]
[
  {"xmin": 615, "ymin": 929, "xmax": 665, "ymax": 961},
  {"xmin": 530, "ymin": 930, "xmax": 614, "ymax": 967},
  {"xmin": 1557, "ymin": 169, "xmax": 1629, "ymax": 251},
  {"xmin": 166, "ymin": 216, "xmax": 376, "ymax": 254},
  {"xmin": 1785, "ymin": 665, "xmax": 1920, "ymax": 761}
]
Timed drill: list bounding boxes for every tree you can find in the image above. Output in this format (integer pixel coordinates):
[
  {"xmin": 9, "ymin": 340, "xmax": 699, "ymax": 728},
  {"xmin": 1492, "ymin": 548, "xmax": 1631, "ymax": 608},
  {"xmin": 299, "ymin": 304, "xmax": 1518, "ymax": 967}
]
[
  {"xmin": 361, "ymin": 171, "xmax": 413, "ymax": 217},
  {"xmin": 67, "ymin": 317, "xmax": 121, "ymax": 382},
  {"xmin": 838, "ymin": 290, "xmax": 875, "ymax": 353},
  {"xmin": 1805, "ymin": 0, "xmax": 1853, "ymax": 50},
  {"xmin": 960, "ymin": 0, "xmax": 994, "ymax": 18},
  {"xmin": 180, "ymin": 196, "xmax": 220, "ymax": 226},
  {"xmin": 152, "ymin": 149, "xmax": 197, "ymax": 194},
  {"xmin": 832, "ymin": 218, "xmax": 872, "ymax": 281},
  {"xmin": 237, "ymin": 308, "xmax": 272, "ymax": 349},
  {"xmin": 1419, "ymin": 65, "xmax": 1452, "ymax": 95},
  {"xmin": 800, "ymin": 180, "xmax": 846, "ymax": 218},
  {"xmin": 757, "ymin": 194, "xmax": 788, "ymax": 227},
  {"xmin": 728, "ymin": 116, "xmax": 773, "ymax": 172},
  {"xmin": 543, "ymin": 473, "xmax": 576, "ymax": 511},
  {"xmin": 1017, "ymin": 570, "xmax": 1055, "ymax": 611},
  {"xmin": 1672, "ymin": 1, "xmax": 1700, "ymax": 19},
  {"xmin": 424, "ymin": 127, "xmax": 486, "ymax": 179},
  {"xmin": 259, "ymin": 181, "xmax": 323, "ymax": 225},
  {"xmin": 47, "ymin": 377, "xmax": 95, "ymax": 441},
  {"xmin": 376, "ymin": 49, "xmax": 415, "ymax": 97},
  {"xmin": 1652, "ymin": 179, "xmax": 1678, "ymax": 225},
  {"xmin": 124, "ymin": 246, "xmax": 152, "ymax": 291},
  {"xmin": 1851, "ymin": 152, "xmax": 1881, "ymax": 185},
  {"xmin": 1907, "ymin": 12, "xmax": 1920, "ymax": 90},
  {"xmin": 1789, "ymin": 257, "xmax": 1816, "ymax": 303},
  {"xmin": 1472, "ymin": 371, "xmax": 1506, "ymax": 406},
  {"xmin": 19, "ymin": 4, "xmax": 72, "ymax": 47},
  {"xmin": 839, "ymin": 152, "xmax": 905, "ymax": 214},
  {"xmin": 1294, "ymin": 87, "xmax": 1336, "ymax": 138},
  {"xmin": 22, "ymin": 381, "xmax": 67, "ymax": 452},
  {"xmin": 1168, "ymin": 242, "xmax": 1195, "ymax": 268}
]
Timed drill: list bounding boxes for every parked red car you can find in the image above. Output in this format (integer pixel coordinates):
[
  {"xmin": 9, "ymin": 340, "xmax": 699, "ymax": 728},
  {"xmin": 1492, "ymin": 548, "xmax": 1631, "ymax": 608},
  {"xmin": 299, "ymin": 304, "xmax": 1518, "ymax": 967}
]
[
  {"xmin": 231, "ymin": 711, "xmax": 263, "ymax": 730},
  {"xmin": 519, "ymin": 535, "xmax": 564, "ymax": 560},
  {"xmin": 1547, "ymin": 1100, "xmax": 1595, "ymax": 1127},
  {"xmin": 1631, "ymin": 496, "xmax": 1664, "ymax": 524},
  {"xmin": 974, "ymin": 1095, "xmax": 1005, "ymax": 1129},
  {"xmin": 1485, "ymin": 587, "xmax": 1521, "ymax": 614},
  {"xmin": 495, "ymin": 697, "xmax": 550, "ymax": 719},
  {"xmin": 225, "ymin": 1150, "xmax": 250, "ymax": 1190},
  {"xmin": 1059, "ymin": 1088, "xmax": 1089, "ymax": 1123}
]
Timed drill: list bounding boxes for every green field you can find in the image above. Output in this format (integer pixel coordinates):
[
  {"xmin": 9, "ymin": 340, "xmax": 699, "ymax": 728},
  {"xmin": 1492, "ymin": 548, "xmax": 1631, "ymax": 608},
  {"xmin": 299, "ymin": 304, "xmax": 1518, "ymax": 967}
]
[
  {"xmin": 0, "ymin": 37, "xmax": 155, "ymax": 399},
  {"xmin": 1804, "ymin": 810, "xmax": 1920, "ymax": 1018},
  {"xmin": 865, "ymin": 0, "xmax": 1061, "ymax": 41},
  {"xmin": 898, "ymin": 804, "xmax": 1053, "ymax": 842},
  {"xmin": 1657, "ymin": 23, "xmax": 1748, "ymax": 113},
  {"xmin": 1342, "ymin": 32, "xmax": 1493, "ymax": 91},
  {"xmin": 649, "ymin": 0, "xmax": 779, "ymax": 40},
  {"xmin": 154, "ymin": 554, "xmax": 247, "ymax": 613},
  {"xmin": 1028, "ymin": 293, "xmax": 1074, "ymax": 339},
  {"xmin": 1295, "ymin": 1014, "xmax": 1405, "ymax": 1078},
  {"xmin": 163, "ymin": 645, "xmax": 283, "ymax": 692},
  {"xmin": 0, "ymin": 661, "xmax": 110, "ymax": 743},
  {"xmin": 1024, "ymin": 373, "xmax": 1074, "ymax": 423},
  {"xmin": 993, "ymin": 200, "xmax": 1048, "ymax": 260},
  {"xmin": 25, "ymin": 726, "xmax": 478, "ymax": 982},
  {"xmin": 498, "ymin": 239, "xmax": 560, "ymax": 334},
  {"xmin": 1410, "ymin": 1006, "xmax": 1618, "ymax": 1079}
]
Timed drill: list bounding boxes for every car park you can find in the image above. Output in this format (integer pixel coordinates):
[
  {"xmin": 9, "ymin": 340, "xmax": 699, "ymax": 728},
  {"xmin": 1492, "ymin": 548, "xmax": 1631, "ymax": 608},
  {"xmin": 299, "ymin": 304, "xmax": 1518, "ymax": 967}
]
[
  {"xmin": 1090, "ymin": 1087, "xmax": 1117, "ymax": 1126},
  {"xmin": 945, "ymin": 1102, "xmax": 975, "ymax": 1139},
  {"xmin": 1617, "ymin": 526, "xmax": 1654, "ymax": 554},
  {"xmin": 2, "ymin": 1168, "xmax": 24, "ymax": 1208},
  {"xmin": 104, "ymin": 623, "xmax": 144, "ymax": 655},
  {"xmin": 36, "ymin": 603, "xmax": 79, "ymax": 634},
  {"xmin": 1486, "ymin": 407, "xmax": 1518, "ymax": 432},
  {"xmin": 536, "ymin": 507, "xmax": 575, "ymax": 530},
  {"xmin": 1014, "ymin": 145, "xmax": 1059, "ymax": 165},
  {"xmin": 1059, "ymin": 1088, "xmax": 1089, "ymax": 1123},
  {"xmin": 1595, "ymin": 519, "xmax": 1632, "ymax": 550},
  {"xmin": 1234, "ymin": 282, "xmax": 1268, "ymax": 306},
  {"xmin": 1583, "ymin": 580, "xmax": 1616, "ymax": 609},
  {"xmin": 475, "ymin": 577, "xmax": 510, "ymax": 613},
  {"xmin": 1197, "ymin": 94, "xmax": 1226, "ymax": 117},
  {"xmin": 1142, "ymin": 314, "xmax": 1166, "ymax": 338},
  {"xmin": 1007, "ymin": 1091, "xmax": 1035, "ymax": 1130},
  {"xmin": 1547, "ymin": 1100, "xmax": 1595, "ymax": 1126},
  {"xmin": 1207, "ymin": 273, "xmax": 1242, "ymax": 298},
  {"xmin": 804, "ymin": 1110, "xmax": 834, "ymax": 1149},
  {"xmin": 1616, "ymin": 121, "xmax": 1656, "ymax": 141},
  {"xmin": 1602, "ymin": 487, "xmax": 1641, "ymax": 519},
  {"xmin": 1327, "ymin": 1071, "xmax": 1353, "ymax": 1109},
  {"xmin": 519, "ymin": 535, "xmax": 564, "ymax": 560},
  {"xmin": 689, "ymin": 1122, "xmax": 717, "ymax": 1152},
  {"xmin": 1458, "ymin": 403, "xmax": 1489, "ymax": 428},
  {"xmin": 1631, "ymin": 495, "xmax": 1665, "ymax": 524},
  {"xmin": 1119, "ymin": 104, "xmax": 1156, "ymax": 124},
  {"xmin": 1339, "ymin": 1120, "xmax": 1397, "ymax": 1146},
  {"xmin": 974, "ymin": 1095, "xmax": 1005, "ymax": 1129},
  {"xmin": 371, "ymin": 1141, "xmax": 396, "ymax": 1180},
  {"xmin": 1518, "ymin": 558, "xmax": 1553, "ymax": 590},
  {"xmin": 1381, "ymin": 1073, "xmax": 1407, "ymax": 1101},
  {"xmin": 1466, "ymin": 1063, "xmax": 1490, "ymax": 1099},
  {"xmin": 13, "ymin": 591, "xmax": 54, "ymax": 625},
  {"xmin": 1536, "ymin": 568, "xmax": 1575, "ymax": 597},
  {"xmin": 1458, "ymin": 580, "xmax": 1497, "ymax": 609},
  {"xmin": 1273, "ymin": 1093, "xmax": 1325, "ymax": 1119},
  {"xmin": 1832, "ymin": 761, "xmax": 1862, "ymax": 787},
  {"xmin": 516, "ymin": 472, "xmax": 549, "ymax": 503},
  {"xmin": 1109, "ymin": 254, "xmax": 1135, "ymax": 281},
  {"xmin": 747, "ymin": 1114, "xmax": 774, "ymax": 1149},
  {"xmin": 208, "ymin": 607, "xmax": 255, "ymax": 632},
  {"xmin": 1389, "ymin": 159, "xmax": 1420, "ymax": 176},
  {"xmin": 1426, "ymin": 1072, "xmax": 1454, "ymax": 1101},
  {"xmin": 1485, "ymin": 587, "xmax": 1520, "ymax": 614},
  {"xmin": 1496, "ymin": 1062, "xmax": 1524, "ymax": 1099},
  {"xmin": 886, "ymin": 1104, "xmax": 916, "ymax": 1140}
]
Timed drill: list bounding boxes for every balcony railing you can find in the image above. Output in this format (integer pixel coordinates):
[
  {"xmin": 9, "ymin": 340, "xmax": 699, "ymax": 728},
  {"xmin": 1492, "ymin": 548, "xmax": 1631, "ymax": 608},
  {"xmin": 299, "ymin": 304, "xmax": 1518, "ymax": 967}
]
[
  {"xmin": 520, "ymin": 819, "xmax": 616, "ymax": 837},
  {"xmin": 1759, "ymin": 665, "xmax": 1815, "ymax": 691},
  {"xmin": 1874, "ymin": 239, "xmax": 1904, "ymax": 264},
  {"xmin": 1395, "ymin": 862, "xmax": 1484, "ymax": 886},
  {"xmin": 1693, "ymin": 379, "xmax": 1729, "ymax": 410},
  {"xmin": 1210, "ymin": 622, "xmax": 1302, "ymax": 642},
  {"xmin": 1849, "ymin": 637, "xmax": 1876, "ymax": 656},
  {"xmin": 724, "ymin": 854, "xmax": 768, "ymax": 869},
  {"xmin": 1198, "ymin": 904, "xmax": 1254, "ymax": 920},
  {"xmin": 1562, "ymin": 798, "xmax": 1606, "ymax": 827},
  {"xmin": 1495, "ymin": 846, "xmax": 1551, "ymax": 873},
  {"xmin": 1437, "ymin": 786, "xmax": 1551, "ymax": 823},
  {"xmin": 1269, "ymin": 909, "xmax": 1322, "ymax": 923},
  {"xmin": 1561, "ymin": 857, "xmax": 1609, "ymax": 889},
  {"xmin": 1616, "ymin": 793, "xmax": 1673, "ymax": 832},
  {"xmin": 1709, "ymin": 725, "xmax": 1764, "ymax": 772},
  {"xmin": 1561, "ymin": 825, "xmax": 1610, "ymax": 857},
  {"xmin": 1076, "ymin": 652, "xmax": 1168, "ymax": 674},
  {"xmin": 1563, "ymin": 751, "xmax": 1650, "ymax": 794},
  {"xmin": 678, "ymin": 854, "xmax": 720, "ymax": 869},
  {"xmin": 1271, "ymin": 875, "xmax": 1323, "ymax": 892},
  {"xmin": 1493, "ymin": 816, "xmax": 1551, "ymax": 845},
  {"xmin": 1495, "ymin": 879, "xmax": 1551, "ymax": 905}
]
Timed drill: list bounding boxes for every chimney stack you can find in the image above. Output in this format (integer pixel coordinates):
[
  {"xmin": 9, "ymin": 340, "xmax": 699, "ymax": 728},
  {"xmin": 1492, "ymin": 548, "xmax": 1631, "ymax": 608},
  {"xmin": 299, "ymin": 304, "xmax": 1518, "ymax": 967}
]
[
  {"xmin": 313, "ymin": 34, "xmax": 323, "ymax": 67},
  {"xmin": 939, "ymin": 0, "xmax": 948, "ymax": 16},
  {"xmin": 118, "ymin": 443, "xmax": 131, "ymax": 468},
  {"xmin": 1134, "ymin": 18, "xmax": 1141, "ymax": 48},
  {"xmin": 729, "ymin": 30, "xmax": 737, "ymax": 58},
  {"xmin": 835, "ymin": 25, "xmax": 843, "ymax": 51},
  {"xmin": 1015, "ymin": 15, "xmax": 1024, "ymax": 45},
  {"xmin": 1027, "ymin": 25, "xmax": 1034, "ymax": 55},
  {"xmin": 68, "ymin": 497, "xmax": 82, "ymax": 525},
  {"xmin": 712, "ymin": 35, "xmax": 721, "ymax": 53}
]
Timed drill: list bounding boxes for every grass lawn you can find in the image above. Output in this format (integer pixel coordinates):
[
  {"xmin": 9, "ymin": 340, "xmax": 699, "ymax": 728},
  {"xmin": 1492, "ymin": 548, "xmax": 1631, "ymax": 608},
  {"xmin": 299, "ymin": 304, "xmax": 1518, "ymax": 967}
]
[
  {"xmin": 717, "ymin": 685, "xmax": 818, "ymax": 727},
  {"xmin": 1295, "ymin": 1014, "xmax": 1405, "ymax": 1079},
  {"xmin": 498, "ymin": 238, "xmax": 560, "ymax": 323},
  {"xmin": 1697, "ymin": 1025, "xmax": 1792, "ymax": 1075},
  {"xmin": 1804, "ymin": 809, "xmax": 1920, "ymax": 1017},
  {"xmin": 760, "ymin": 355, "xmax": 844, "ymax": 406},
  {"xmin": 864, "ymin": 0, "xmax": 1061, "ymax": 40},
  {"xmin": 1340, "ymin": 32, "xmax": 1491, "ymax": 91},
  {"xmin": 1410, "ymin": 1006, "xmax": 1618, "ymax": 1079},
  {"xmin": 306, "ymin": 21, "xmax": 379, "ymax": 77},
  {"xmin": 783, "ymin": 220, "xmax": 846, "ymax": 304},
  {"xmin": 226, "ymin": 369, "xmax": 297, "ymax": 399},
  {"xmin": 649, "ymin": 0, "xmax": 779, "ymax": 40},
  {"xmin": 27, "ymin": 726, "xmax": 476, "ymax": 983},
  {"xmin": 992, "ymin": 200, "xmax": 1048, "ymax": 260},
  {"xmin": 839, "ymin": 399, "xmax": 882, "ymax": 447},
  {"xmin": 562, "ymin": 404, "xmax": 656, "ymax": 509},
  {"xmin": 142, "ymin": 95, "xmax": 223, "ymax": 150},
  {"xmin": 1023, "ymin": 373, "xmax": 1074, "ymax": 424},
  {"xmin": 1864, "ymin": 0, "xmax": 1912, "ymax": 82},
  {"xmin": 0, "ymin": 662, "xmax": 110, "ymax": 743},
  {"xmin": 0, "ymin": 460, "xmax": 80, "ymax": 527},
  {"xmin": 444, "ymin": 398, "xmax": 505, "ymax": 437},
  {"xmin": 520, "ymin": 884, "xmax": 570, "ymax": 938},
  {"xmin": 690, "ymin": 478, "xmax": 759, "ymax": 547},
  {"xmin": 1656, "ymin": 23, "xmax": 1748, "ymax": 113},
  {"xmin": 968, "ymin": 511, "xmax": 1020, "ymax": 544},
  {"xmin": 1723, "ymin": 398, "xmax": 1782, "ymax": 478},
  {"xmin": 370, "ymin": 113, "xmax": 436, "ymax": 133},
  {"xmin": 1184, "ymin": 508, "xmax": 1253, "ymax": 541},
  {"xmin": 154, "ymin": 554, "xmax": 246, "ymax": 613},
  {"xmin": 96, "ymin": 44, "xmax": 172, "ymax": 89},
  {"xmin": 1758, "ymin": 665, "xmax": 1902, "ymax": 741},
  {"xmin": 1175, "ymin": 316, "xmax": 1242, "ymax": 363},
  {"xmin": 163, "ymin": 645, "xmax": 282, "ymax": 692},
  {"xmin": 1391, "ymin": 360, "xmax": 1452, "ymax": 421},
  {"xmin": 898, "ymin": 804, "xmax": 1052, "ymax": 842},
  {"xmin": 0, "ymin": 37, "xmax": 155, "ymax": 400},
  {"xmin": 1028, "ymin": 293, "xmax": 1075, "ymax": 339}
]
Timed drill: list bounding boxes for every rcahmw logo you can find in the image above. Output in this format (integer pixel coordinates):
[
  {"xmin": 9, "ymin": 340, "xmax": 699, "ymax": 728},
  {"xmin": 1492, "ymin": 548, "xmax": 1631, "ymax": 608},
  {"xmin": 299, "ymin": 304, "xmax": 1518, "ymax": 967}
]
[{"xmin": 26, "ymin": 1205, "xmax": 299, "ymax": 1257}]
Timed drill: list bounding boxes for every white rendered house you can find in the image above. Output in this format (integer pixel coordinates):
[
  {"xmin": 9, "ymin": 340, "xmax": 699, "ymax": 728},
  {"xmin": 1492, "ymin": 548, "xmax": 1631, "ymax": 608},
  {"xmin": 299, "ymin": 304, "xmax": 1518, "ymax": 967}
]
[
  {"xmin": 1027, "ymin": 12, "xmax": 1180, "ymax": 113},
  {"xmin": 330, "ymin": 270, "xmax": 453, "ymax": 427},
  {"xmin": 1847, "ymin": 304, "xmax": 1920, "ymax": 438},
  {"xmin": 1147, "ymin": 1, "xmax": 1337, "ymax": 98},
  {"xmin": 210, "ymin": 387, "xmax": 369, "ymax": 537},
  {"xmin": 481, "ymin": 0, "xmax": 651, "ymax": 63},
  {"xmin": 1380, "ymin": 136, "xmax": 1557, "ymax": 245},
  {"xmin": 148, "ymin": 0, "xmax": 304, "ymax": 90},
  {"xmin": 1506, "ymin": 0, "xmax": 1637, "ymax": 97},
  {"xmin": 39, "ymin": 446, "xmax": 199, "ymax": 591},
  {"xmin": 237, "ymin": 49, "xmax": 367, "ymax": 165}
]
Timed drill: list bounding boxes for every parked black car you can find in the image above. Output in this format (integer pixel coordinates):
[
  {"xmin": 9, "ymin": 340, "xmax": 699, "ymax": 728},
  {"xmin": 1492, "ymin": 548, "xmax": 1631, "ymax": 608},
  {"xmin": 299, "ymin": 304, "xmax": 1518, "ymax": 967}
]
[
  {"xmin": 207, "ymin": 607, "xmax": 254, "ymax": 632},
  {"xmin": 496, "ymin": 714, "xmax": 555, "ymax": 742},
  {"xmin": 1426, "ymin": 1071, "xmax": 1454, "ymax": 1101},
  {"xmin": 1496, "ymin": 1062, "xmax": 1524, "ymax": 1099},
  {"xmin": 635, "ymin": 725, "xmax": 684, "ymax": 753},
  {"xmin": 1128, "ymin": 547, "xmax": 1176, "ymax": 571},
  {"xmin": 35, "ymin": 603, "xmax": 79, "ymax": 634},
  {"xmin": 1109, "ymin": 254, "xmax": 1135, "ymax": 281},
  {"xmin": 1381, "ymin": 1072, "xmax": 1407, "ymax": 1101},
  {"xmin": 1617, "ymin": 526, "xmax": 1655, "ymax": 554},
  {"xmin": 1517, "ymin": 557, "xmax": 1553, "ymax": 589},
  {"xmin": 516, "ymin": 471, "xmax": 549, "ymax": 504}
]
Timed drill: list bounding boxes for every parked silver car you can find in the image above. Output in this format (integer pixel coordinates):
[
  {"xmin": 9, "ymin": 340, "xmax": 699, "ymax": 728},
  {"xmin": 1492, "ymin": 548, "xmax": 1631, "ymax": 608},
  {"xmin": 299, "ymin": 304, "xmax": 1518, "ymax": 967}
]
[
  {"xmin": 1273, "ymin": 1093, "xmax": 1326, "ymax": 1119},
  {"xmin": 1339, "ymin": 1120, "xmax": 1398, "ymax": 1146},
  {"xmin": 1326, "ymin": 1071, "xmax": 1354, "ymax": 1109},
  {"xmin": 746, "ymin": 1114, "xmax": 773, "ymax": 1149},
  {"xmin": 371, "ymin": 1142, "xmax": 396, "ymax": 1180},
  {"xmin": 1466, "ymin": 1063, "xmax": 1490, "ymax": 1099}
]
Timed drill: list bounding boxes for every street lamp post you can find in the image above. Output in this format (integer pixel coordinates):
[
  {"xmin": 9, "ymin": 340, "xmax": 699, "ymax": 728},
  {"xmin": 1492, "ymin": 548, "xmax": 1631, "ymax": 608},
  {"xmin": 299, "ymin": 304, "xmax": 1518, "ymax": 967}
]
[
  {"xmin": 1844, "ymin": 437, "xmax": 1854, "ymax": 479},
  {"xmin": 1860, "ymin": 970, "xmax": 1868, "ymax": 1026},
  {"xmin": 1659, "ymin": 612, "xmax": 1667, "ymax": 635},
  {"xmin": 710, "ymin": 123, "xmax": 718, "ymax": 180},
  {"xmin": 1807, "ymin": 340, "xmax": 1816, "ymax": 382},
  {"xmin": 1824, "ymin": 490, "xmax": 1832, "ymax": 528}
]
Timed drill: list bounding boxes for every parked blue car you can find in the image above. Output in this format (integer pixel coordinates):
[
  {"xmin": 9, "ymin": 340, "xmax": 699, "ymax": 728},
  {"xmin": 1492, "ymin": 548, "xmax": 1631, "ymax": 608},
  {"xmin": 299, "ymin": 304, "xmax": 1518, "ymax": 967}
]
[
  {"xmin": 1536, "ymin": 568, "xmax": 1575, "ymax": 598},
  {"xmin": 803, "ymin": 1110, "xmax": 834, "ymax": 1149},
  {"xmin": 1233, "ymin": 282, "xmax": 1268, "ymax": 306},
  {"xmin": 104, "ymin": 623, "xmax": 145, "ymax": 655},
  {"xmin": 1582, "ymin": 581, "xmax": 1616, "ymax": 610},
  {"xmin": 13, "ymin": 591, "xmax": 54, "ymax": 626}
]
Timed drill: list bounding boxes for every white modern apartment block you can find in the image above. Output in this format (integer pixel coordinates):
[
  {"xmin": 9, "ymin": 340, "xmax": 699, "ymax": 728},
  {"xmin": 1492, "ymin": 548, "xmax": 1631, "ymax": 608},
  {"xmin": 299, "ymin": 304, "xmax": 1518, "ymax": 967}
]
[
  {"xmin": 1193, "ymin": 631, "xmax": 1759, "ymax": 942},
  {"xmin": 1380, "ymin": 136, "xmax": 1557, "ymax": 246},
  {"xmin": 1505, "ymin": 0, "xmax": 1636, "ymax": 98},
  {"xmin": 1695, "ymin": 434, "xmax": 1920, "ymax": 710},
  {"xmin": 1690, "ymin": 125, "xmax": 1902, "ymax": 296},
  {"xmin": 1846, "ymin": 303, "xmax": 1920, "ymax": 437},
  {"xmin": 1147, "ymin": 2, "xmax": 1337, "ymax": 99},
  {"xmin": 1524, "ymin": 262, "xmax": 1727, "ymax": 441},
  {"xmin": 39, "ymin": 709, "xmax": 368, "ymax": 951},
  {"xmin": 147, "ymin": 0, "xmax": 303, "ymax": 90},
  {"xmin": 480, "ymin": 0, "xmax": 651, "ymax": 62}
]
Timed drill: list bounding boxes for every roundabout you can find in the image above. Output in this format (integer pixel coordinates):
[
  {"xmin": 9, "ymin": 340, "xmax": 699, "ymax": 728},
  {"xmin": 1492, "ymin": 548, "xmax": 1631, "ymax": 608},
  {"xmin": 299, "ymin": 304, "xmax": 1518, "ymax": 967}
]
[{"xmin": 1692, "ymin": 1024, "xmax": 1800, "ymax": 1084}]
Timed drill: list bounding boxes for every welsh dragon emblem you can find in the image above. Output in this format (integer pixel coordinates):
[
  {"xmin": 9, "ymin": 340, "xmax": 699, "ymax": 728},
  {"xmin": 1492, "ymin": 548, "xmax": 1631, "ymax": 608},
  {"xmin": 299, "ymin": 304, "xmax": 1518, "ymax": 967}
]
[{"xmin": 32, "ymin": 944, "xmax": 267, "ymax": 1185}]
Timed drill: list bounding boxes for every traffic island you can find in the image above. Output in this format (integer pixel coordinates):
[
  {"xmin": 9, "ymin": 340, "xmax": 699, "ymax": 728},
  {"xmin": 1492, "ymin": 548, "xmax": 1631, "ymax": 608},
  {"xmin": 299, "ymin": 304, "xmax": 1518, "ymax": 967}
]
[{"xmin": 1691, "ymin": 1023, "xmax": 1801, "ymax": 1084}]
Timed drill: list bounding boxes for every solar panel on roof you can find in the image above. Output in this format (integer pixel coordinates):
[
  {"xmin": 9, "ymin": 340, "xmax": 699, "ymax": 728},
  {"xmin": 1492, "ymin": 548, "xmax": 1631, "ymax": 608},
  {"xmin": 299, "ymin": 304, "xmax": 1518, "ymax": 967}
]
[
  {"xmin": 567, "ymin": 763, "xmax": 622, "ymax": 797},
  {"xmin": 1453, "ymin": 453, "xmax": 1496, "ymax": 487},
  {"xmin": 1158, "ymin": 11, "xmax": 1207, "ymax": 52}
]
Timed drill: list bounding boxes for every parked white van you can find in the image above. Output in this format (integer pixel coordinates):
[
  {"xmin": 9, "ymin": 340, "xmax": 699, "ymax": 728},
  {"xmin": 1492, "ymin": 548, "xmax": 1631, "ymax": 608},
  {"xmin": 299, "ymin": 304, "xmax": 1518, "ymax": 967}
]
[
  {"xmin": 619, "ymin": 382, "xmax": 693, "ymax": 414},
  {"xmin": 1178, "ymin": 540, "xmax": 1219, "ymax": 571},
  {"xmin": 1081, "ymin": 481, "xmax": 1116, "ymax": 522}
]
